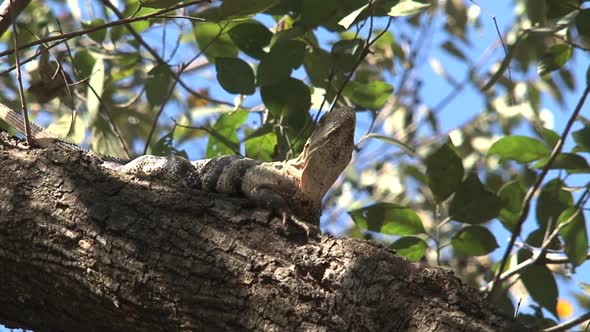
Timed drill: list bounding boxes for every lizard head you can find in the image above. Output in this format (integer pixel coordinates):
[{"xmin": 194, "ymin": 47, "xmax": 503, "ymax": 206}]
[{"xmin": 298, "ymin": 107, "xmax": 356, "ymax": 202}]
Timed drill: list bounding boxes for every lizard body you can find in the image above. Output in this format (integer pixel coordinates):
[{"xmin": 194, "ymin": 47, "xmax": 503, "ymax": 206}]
[{"xmin": 0, "ymin": 103, "xmax": 356, "ymax": 229}]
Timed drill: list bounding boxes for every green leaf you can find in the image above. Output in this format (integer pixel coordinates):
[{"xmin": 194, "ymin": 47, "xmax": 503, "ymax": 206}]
[
  {"xmin": 338, "ymin": 4, "xmax": 369, "ymax": 29},
  {"xmin": 331, "ymin": 39, "xmax": 364, "ymax": 72},
  {"xmin": 449, "ymin": 173, "xmax": 503, "ymax": 224},
  {"xmin": 72, "ymin": 50, "xmax": 96, "ymax": 80},
  {"xmin": 46, "ymin": 113, "xmax": 86, "ymax": 145},
  {"xmin": 525, "ymin": 229, "xmax": 561, "ymax": 250},
  {"xmin": 81, "ymin": 19, "xmax": 106, "ymax": 44},
  {"xmin": 536, "ymin": 178, "xmax": 573, "ymax": 229},
  {"xmin": 298, "ymin": 0, "xmax": 340, "ymax": 27},
  {"xmin": 245, "ymin": 127, "xmax": 277, "ymax": 161},
  {"xmin": 489, "ymin": 287, "xmax": 515, "ymax": 317},
  {"xmin": 497, "ymin": 180, "xmax": 526, "ymax": 232},
  {"xmin": 537, "ymin": 127, "xmax": 560, "ymax": 148},
  {"xmin": 304, "ymin": 49, "xmax": 336, "ymax": 89},
  {"xmin": 532, "ymin": 153, "xmax": 590, "ymax": 172},
  {"xmin": 482, "ymin": 33, "xmax": 526, "ymax": 91},
  {"xmin": 518, "ymin": 250, "xmax": 558, "ymax": 317},
  {"xmin": 146, "ymin": 64, "xmax": 172, "ymax": 106},
  {"xmin": 390, "ymin": 236, "xmax": 428, "ymax": 261},
  {"xmin": 86, "ymin": 57, "xmax": 104, "ymax": 122},
  {"xmin": 515, "ymin": 314, "xmax": 557, "ymax": 330},
  {"xmin": 194, "ymin": 22, "xmax": 239, "ymax": 62},
  {"xmin": 558, "ymin": 208, "xmax": 588, "ymax": 268},
  {"xmin": 531, "ymin": 8, "xmax": 579, "ymax": 33},
  {"xmin": 111, "ymin": 2, "xmax": 153, "ymax": 40},
  {"xmin": 538, "ymin": 44, "xmax": 572, "ymax": 76},
  {"xmin": 441, "ymin": 40, "xmax": 467, "ymax": 60},
  {"xmin": 388, "ymin": 0, "xmax": 430, "ymax": 17},
  {"xmin": 206, "ymin": 110, "xmax": 248, "ymax": 157},
  {"xmin": 366, "ymin": 134, "xmax": 416, "ymax": 156},
  {"xmin": 140, "ymin": 0, "xmax": 178, "ymax": 9},
  {"xmin": 545, "ymin": 0, "xmax": 580, "ymax": 20},
  {"xmin": 215, "ymin": 58, "xmax": 255, "ymax": 95},
  {"xmin": 342, "ymin": 80, "xmax": 394, "ymax": 110},
  {"xmin": 261, "ymin": 78, "xmax": 311, "ymax": 117},
  {"xmin": 219, "ymin": 0, "xmax": 279, "ymax": 18},
  {"xmin": 451, "ymin": 226, "xmax": 499, "ymax": 256},
  {"xmin": 91, "ymin": 117, "xmax": 126, "ymax": 158},
  {"xmin": 128, "ymin": 7, "xmax": 157, "ymax": 33},
  {"xmin": 402, "ymin": 165, "xmax": 428, "ymax": 186},
  {"xmin": 257, "ymin": 40, "xmax": 306, "ymax": 86},
  {"xmin": 573, "ymin": 126, "xmax": 590, "ymax": 152},
  {"xmin": 228, "ymin": 21, "xmax": 273, "ymax": 60},
  {"xmin": 425, "ymin": 138, "xmax": 464, "ymax": 202},
  {"xmin": 576, "ymin": 9, "xmax": 590, "ymax": 45},
  {"xmin": 488, "ymin": 135, "xmax": 550, "ymax": 163},
  {"xmin": 149, "ymin": 130, "xmax": 188, "ymax": 159},
  {"xmin": 348, "ymin": 203, "xmax": 425, "ymax": 236}
]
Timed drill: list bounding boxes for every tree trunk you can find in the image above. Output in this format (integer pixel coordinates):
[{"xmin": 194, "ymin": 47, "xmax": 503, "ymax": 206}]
[{"xmin": 0, "ymin": 132, "xmax": 528, "ymax": 332}]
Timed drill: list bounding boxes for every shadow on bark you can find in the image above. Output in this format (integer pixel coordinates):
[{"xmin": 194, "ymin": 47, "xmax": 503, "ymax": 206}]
[{"xmin": 0, "ymin": 132, "xmax": 529, "ymax": 331}]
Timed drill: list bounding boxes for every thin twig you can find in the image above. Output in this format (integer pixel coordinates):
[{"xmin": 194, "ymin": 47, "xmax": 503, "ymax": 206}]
[
  {"xmin": 552, "ymin": 33, "xmax": 590, "ymax": 51},
  {"xmin": 57, "ymin": 20, "xmax": 132, "ymax": 159},
  {"xmin": 542, "ymin": 311, "xmax": 590, "ymax": 332},
  {"xmin": 483, "ymin": 206, "xmax": 581, "ymax": 292},
  {"xmin": 172, "ymin": 119, "xmax": 242, "ymax": 156},
  {"xmin": 101, "ymin": 0, "xmax": 232, "ymax": 107},
  {"xmin": 0, "ymin": 0, "xmax": 208, "ymax": 58},
  {"xmin": 19, "ymin": 22, "xmax": 75, "ymax": 105},
  {"xmin": 489, "ymin": 85, "xmax": 590, "ymax": 297},
  {"xmin": 10, "ymin": 0, "xmax": 32, "ymax": 145},
  {"xmin": 468, "ymin": 0, "xmax": 514, "ymax": 104},
  {"xmin": 143, "ymin": 68, "xmax": 181, "ymax": 155},
  {"xmin": 513, "ymin": 298, "xmax": 522, "ymax": 318},
  {"xmin": 330, "ymin": 17, "xmax": 393, "ymax": 111},
  {"xmin": 154, "ymin": 14, "xmax": 205, "ymax": 22},
  {"xmin": 0, "ymin": 36, "xmax": 77, "ymax": 76},
  {"xmin": 541, "ymin": 252, "xmax": 590, "ymax": 264},
  {"xmin": 398, "ymin": 38, "xmax": 500, "ymax": 143}
]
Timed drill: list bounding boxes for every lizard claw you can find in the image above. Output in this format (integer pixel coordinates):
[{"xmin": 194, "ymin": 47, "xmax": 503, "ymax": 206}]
[{"xmin": 281, "ymin": 212, "xmax": 320, "ymax": 238}]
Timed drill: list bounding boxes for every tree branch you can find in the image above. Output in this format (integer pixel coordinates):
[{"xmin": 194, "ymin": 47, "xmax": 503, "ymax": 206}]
[{"xmin": 0, "ymin": 132, "xmax": 529, "ymax": 332}]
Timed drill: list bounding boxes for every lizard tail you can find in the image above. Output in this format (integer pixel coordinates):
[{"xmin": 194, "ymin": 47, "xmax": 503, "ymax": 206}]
[{"xmin": 0, "ymin": 103, "xmax": 49, "ymax": 140}]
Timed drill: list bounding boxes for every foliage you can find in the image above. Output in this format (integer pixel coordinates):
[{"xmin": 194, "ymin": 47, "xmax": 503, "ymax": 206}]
[{"xmin": 0, "ymin": 0, "xmax": 589, "ymax": 329}]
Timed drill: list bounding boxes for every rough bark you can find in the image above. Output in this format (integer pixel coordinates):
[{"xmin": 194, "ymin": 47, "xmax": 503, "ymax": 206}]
[{"xmin": 0, "ymin": 132, "xmax": 529, "ymax": 332}]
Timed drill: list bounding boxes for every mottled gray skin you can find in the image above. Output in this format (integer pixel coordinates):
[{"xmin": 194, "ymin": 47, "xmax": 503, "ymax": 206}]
[
  {"xmin": 1, "ymin": 103, "xmax": 356, "ymax": 231},
  {"xmin": 108, "ymin": 108, "xmax": 356, "ymax": 228}
]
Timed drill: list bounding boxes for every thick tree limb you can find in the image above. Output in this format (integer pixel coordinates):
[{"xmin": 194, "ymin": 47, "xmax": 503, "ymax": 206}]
[{"xmin": 0, "ymin": 132, "xmax": 529, "ymax": 332}]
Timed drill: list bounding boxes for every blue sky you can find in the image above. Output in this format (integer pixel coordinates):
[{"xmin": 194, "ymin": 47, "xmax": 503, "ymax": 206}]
[{"xmin": 2, "ymin": 0, "xmax": 589, "ymax": 330}]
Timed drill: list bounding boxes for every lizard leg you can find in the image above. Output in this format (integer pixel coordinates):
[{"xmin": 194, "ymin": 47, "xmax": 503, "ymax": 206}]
[
  {"xmin": 248, "ymin": 187, "xmax": 319, "ymax": 237},
  {"xmin": 281, "ymin": 212, "xmax": 320, "ymax": 238}
]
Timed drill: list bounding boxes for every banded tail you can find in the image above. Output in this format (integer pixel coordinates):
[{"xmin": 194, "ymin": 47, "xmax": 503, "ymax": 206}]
[{"xmin": 0, "ymin": 103, "xmax": 60, "ymax": 147}]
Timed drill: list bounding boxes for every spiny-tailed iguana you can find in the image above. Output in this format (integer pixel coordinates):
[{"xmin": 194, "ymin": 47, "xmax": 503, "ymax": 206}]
[{"xmin": 0, "ymin": 103, "xmax": 356, "ymax": 234}]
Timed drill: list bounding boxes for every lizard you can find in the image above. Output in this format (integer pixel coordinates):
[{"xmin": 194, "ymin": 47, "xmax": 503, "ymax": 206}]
[{"xmin": 0, "ymin": 103, "xmax": 356, "ymax": 234}]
